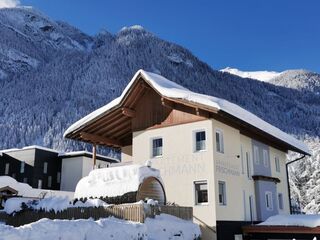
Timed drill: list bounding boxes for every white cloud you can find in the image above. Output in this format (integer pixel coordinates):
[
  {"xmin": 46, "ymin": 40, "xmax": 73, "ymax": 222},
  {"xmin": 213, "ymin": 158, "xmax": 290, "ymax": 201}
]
[{"xmin": 0, "ymin": 0, "xmax": 20, "ymax": 8}]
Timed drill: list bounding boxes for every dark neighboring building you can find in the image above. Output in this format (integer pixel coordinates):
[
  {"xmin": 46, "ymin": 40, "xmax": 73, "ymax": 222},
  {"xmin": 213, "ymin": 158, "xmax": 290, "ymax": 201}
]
[
  {"xmin": 0, "ymin": 146, "xmax": 118, "ymax": 191},
  {"xmin": 0, "ymin": 146, "xmax": 62, "ymax": 190}
]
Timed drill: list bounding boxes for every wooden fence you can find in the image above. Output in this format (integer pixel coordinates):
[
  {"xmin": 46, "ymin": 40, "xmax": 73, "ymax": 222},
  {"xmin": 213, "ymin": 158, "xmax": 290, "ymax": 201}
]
[{"xmin": 0, "ymin": 204, "xmax": 193, "ymax": 227}]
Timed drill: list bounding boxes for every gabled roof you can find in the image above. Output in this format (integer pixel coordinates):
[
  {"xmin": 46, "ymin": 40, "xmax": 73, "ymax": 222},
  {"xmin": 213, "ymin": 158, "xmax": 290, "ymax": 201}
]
[
  {"xmin": 64, "ymin": 69, "xmax": 310, "ymax": 155},
  {"xmin": 0, "ymin": 186, "xmax": 18, "ymax": 195}
]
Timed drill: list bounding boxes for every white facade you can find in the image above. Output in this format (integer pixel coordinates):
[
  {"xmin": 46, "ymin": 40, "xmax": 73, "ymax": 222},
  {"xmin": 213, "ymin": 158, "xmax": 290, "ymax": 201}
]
[
  {"xmin": 60, "ymin": 155, "xmax": 110, "ymax": 192},
  {"xmin": 124, "ymin": 119, "xmax": 290, "ymax": 239}
]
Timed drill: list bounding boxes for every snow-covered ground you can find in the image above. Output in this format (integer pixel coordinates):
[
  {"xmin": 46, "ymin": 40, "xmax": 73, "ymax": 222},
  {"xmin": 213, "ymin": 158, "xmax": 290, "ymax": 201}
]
[
  {"xmin": 0, "ymin": 214, "xmax": 201, "ymax": 240},
  {"xmin": 220, "ymin": 67, "xmax": 282, "ymax": 82},
  {"xmin": 4, "ymin": 197, "xmax": 109, "ymax": 214},
  {"xmin": 259, "ymin": 214, "xmax": 320, "ymax": 228}
]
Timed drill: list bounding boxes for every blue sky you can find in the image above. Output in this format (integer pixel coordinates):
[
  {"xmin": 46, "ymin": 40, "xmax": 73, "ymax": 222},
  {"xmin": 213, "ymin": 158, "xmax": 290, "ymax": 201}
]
[{"xmin": 19, "ymin": 0, "xmax": 320, "ymax": 72}]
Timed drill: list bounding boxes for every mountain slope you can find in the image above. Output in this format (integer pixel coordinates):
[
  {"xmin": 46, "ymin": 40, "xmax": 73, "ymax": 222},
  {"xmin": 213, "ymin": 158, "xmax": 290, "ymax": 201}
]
[
  {"xmin": 0, "ymin": 7, "xmax": 319, "ymax": 212},
  {"xmin": 270, "ymin": 70, "xmax": 320, "ymax": 94},
  {"xmin": 220, "ymin": 67, "xmax": 282, "ymax": 82}
]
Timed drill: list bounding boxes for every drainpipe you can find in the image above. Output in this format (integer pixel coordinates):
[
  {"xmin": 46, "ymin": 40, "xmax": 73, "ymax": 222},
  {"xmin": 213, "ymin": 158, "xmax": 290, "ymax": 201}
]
[{"xmin": 286, "ymin": 154, "xmax": 306, "ymax": 214}]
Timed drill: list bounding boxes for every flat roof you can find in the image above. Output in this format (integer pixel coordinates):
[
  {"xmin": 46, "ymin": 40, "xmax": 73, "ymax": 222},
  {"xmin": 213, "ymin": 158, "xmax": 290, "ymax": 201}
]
[{"xmin": 59, "ymin": 151, "xmax": 119, "ymax": 163}]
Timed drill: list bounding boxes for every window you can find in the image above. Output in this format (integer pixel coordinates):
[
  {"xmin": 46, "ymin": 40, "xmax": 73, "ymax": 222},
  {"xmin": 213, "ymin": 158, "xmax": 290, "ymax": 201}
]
[
  {"xmin": 195, "ymin": 131, "xmax": 206, "ymax": 151},
  {"xmin": 194, "ymin": 181, "xmax": 208, "ymax": 205},
  {"xmin": 241, "ymin": 146, "xmax": 245, "ymax": 174},
  {"xmin": 263, "ymin": 149, "xmax": 269, "ymax": 167},
  {"xmin": 275, "ymin": 157, "xmax": 280, "ymax": 172},
  {"xmin": 43, "ymin": 162, "xmax": 48, "ymax": 174},
  {"xmin": 57, "ymin": 172, "xmax": 61, "ymax": 183},
  {"xmin": 152, "ymin": 138, "xmax": 163, "ymax": 157},
  {"xmin": 249, "ymin": 195, "xmax": 254, "ymax": 221},
  {"xmin": 218, "ymin": 181, "xmax": 227, "ymax": 205},
  {"xmin": 246, "ymin": 152, "xmax": 252, "ymax": 179},
  {"xmin": 48, "ymin": 176, "xmax": 52, "ymax": 188},
  {"xmin": 23, "ymin": 178, "xmax": 28, "ymax": 183},
  {"xmin": 215, "ymin": 129, "xmax": 224, "ymax": 153},
  {"xmin": 5, "ymin": 163, "xmax": 9, "ymax": 175},
  {"xmin": 278, "ymin": 193, "xmax": 284, "ymax": 210},
  {"xmin": 38, "ymin": 180, "xmax": 42, "ymax": 189},
  {"xmin": 20, "ymin": 161, "xmax": 25, "ymax": 173},
  {"xmin": 265, "ymin": 192, "xmax": 273, "ymax": 211},
  {"xmin": 12, "ymin": 173, "xmax": 16, "ymax": 178},
  {"xmin": 253, "ymin": 146, "xmax": 259, "ymax": 164}
]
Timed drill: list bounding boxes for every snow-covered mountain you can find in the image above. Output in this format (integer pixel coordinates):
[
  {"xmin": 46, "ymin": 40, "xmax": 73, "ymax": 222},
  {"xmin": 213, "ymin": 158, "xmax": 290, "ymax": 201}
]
[
  {"xmin": 0, "ymin": 7, "xmax": 319, "ymax": 212},
  {"xmin": 220, "ymin": 67, "xmax": 282, "ymax": 82}
]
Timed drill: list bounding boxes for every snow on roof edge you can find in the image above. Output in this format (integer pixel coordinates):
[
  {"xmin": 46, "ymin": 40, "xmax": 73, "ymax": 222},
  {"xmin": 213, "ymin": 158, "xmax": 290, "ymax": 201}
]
[
  {"xmin": 59, "ymin": 151, "xmax": 119, "ymax": 162},
  {"xmin": 64, "ymin": 69, "xmax": 310, "ymax": 155},
  {"xmin": 1, "ymin": 145, "xmax": 59, "ymax": 154}
]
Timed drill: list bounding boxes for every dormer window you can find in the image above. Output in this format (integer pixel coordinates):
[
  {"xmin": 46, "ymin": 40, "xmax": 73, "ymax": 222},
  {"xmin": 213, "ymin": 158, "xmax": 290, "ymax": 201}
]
[
  {"xmin": 152, "ymin": 138, "xmax": 163, "ymax": 158},
  {"xmin": 195, "ymin": 130, "xmax": 206, "ymax": 152}
]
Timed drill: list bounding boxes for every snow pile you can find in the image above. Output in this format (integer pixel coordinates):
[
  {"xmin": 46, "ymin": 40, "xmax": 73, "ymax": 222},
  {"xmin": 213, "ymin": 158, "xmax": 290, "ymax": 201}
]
[
  {"xmin": 0, "ymin": 176, "xmax": 74, "ymax": 199},
  {"xmin": 64, "ymin": 69, "xmax": 309, "ymax": 155},
  {"xmin": 30, "ymin": 197, "xmax": 71, "ymax": 213},
  {"xmin": 3, "ymin": 197, "xmax": 34, "ymax": 214},
  {"xmin": 259, "ymin": 214, "xmax": 320, "ymax": 228},
  {"xmin": 0, "ymin": 176, "xmax": 33, "ymax": 197},
  {"xmin": 4, "ymin": 197, "xmax": 109, "ymax": 214},
  {"xmin": 220, "ymin": 67, "xmax": 282, "ymax": 82},
  {"xmin": 0, "ymin": 214, "xmax": 200, "ymax": 240},
  {"xmin": 73, "ymin": 198, "xmax": 110, "ymax": 208},
  {"xmin": 74, "ymin": 164, "xmax": 161, "ymax": 199}
]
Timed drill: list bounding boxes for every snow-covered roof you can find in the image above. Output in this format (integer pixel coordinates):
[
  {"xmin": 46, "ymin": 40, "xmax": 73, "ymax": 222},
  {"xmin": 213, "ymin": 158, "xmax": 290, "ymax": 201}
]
[
  {"xmin": 0, "ymin": 176, "xmax": 35, "ymax": 197},
  {"xmin": 259, "ymin": 214, "xmax": 320, "ymax": 228},
  {"xmin": 0, "ymin": 176, "xmax": 74, "ymax": 199},
  {"xmin": 1, "ymin": 145, "xmax": 59, "ymax": 154},
  {"xmin": 64, "ymin": 69, "xmax": 310, "ymax": 155},
  {"xmin": 59, "ymin": 151, "xmax": 119, "ymax": 163},
  {"xmin": 74, "ymin": 164, "xmax": 162, "ymax": 199}
]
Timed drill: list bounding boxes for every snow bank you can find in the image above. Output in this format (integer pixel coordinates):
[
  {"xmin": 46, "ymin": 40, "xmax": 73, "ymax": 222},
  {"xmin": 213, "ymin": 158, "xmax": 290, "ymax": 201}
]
[
  {"xmin": 74, "ymin": 164, "xmax": 161, "ymax": 199},
  {"xmin": 4, "ymin": 198, "xmax": 34, "ymax": 214},
  {"xmin": 64, "ymin": 69, "xmax": 309, "ymax": 155},
  {"xmin": 0, "ymin": 214, "xmax": 200, "ymax": 240},
  {"xmin": 4, "ymin": 197, "xmax": 109, "ymax": 214},
  {"xmin": 145, "ymin": 214, "xmax": 201, "ymax": 239},
  {"xmin": 259, "ymin": 214, "xmax": 320, "ymax": 228}
]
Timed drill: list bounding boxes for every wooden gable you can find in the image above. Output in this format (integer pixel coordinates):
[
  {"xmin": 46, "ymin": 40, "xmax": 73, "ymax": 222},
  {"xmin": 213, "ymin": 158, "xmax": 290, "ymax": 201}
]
[{"xmin": 132, "ymin": 87, "xmax": 208, "ymax": 132}]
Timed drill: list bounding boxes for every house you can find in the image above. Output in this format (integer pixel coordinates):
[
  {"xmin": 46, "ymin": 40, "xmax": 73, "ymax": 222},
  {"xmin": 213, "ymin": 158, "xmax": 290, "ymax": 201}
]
[
  {"xmin": 0, "ymin": 146, "xmax": 62, "ymax": 190},
  {"xmin": 0, "ymin": 186, "xmax": 18, "ymax": 209},
  {"xmin": 64, "ymin": 70, "xmax": 310, "ymax": 240},
  {"xmin": 0, "ymin": 146, "xmax": 118, "ymax": 192},
  {"xmin": 59, "ymin": 151, "xmax": 118, "ymax": 192}
]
